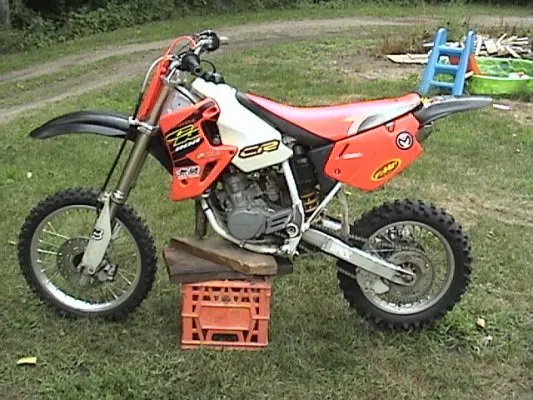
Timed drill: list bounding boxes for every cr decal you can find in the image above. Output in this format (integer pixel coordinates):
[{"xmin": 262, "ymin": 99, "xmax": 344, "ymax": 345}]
[
  {"xmin": 239, "ymin": 140, "xmax": 280, "ymax": 159},
  {"xmin": 371, "ymin": 159, "xmax": 402, "ymax": 182}
]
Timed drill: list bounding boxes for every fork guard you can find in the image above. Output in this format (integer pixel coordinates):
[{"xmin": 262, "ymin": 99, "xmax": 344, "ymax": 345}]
[{"xmin": 29, "ymin": 111, "xmax": 173, "ymax": 174}]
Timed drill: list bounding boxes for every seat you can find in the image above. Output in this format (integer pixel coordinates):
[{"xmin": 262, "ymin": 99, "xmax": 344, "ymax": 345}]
[
  {"xmin": 236, "ymin": 92, "xmax": 331, "ymax": 148},
  {"xmin": 236, "ymin": 92, "xmax": 422, "ymax": 142}
]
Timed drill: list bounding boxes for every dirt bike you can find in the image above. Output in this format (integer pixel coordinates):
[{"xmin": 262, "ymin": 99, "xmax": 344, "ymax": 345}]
[{"xmin": 17, "ymin": 30, "xmax": 493, "ymax": 330}]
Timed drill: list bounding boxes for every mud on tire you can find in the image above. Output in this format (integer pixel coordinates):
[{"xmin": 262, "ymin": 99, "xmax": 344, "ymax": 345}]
[
  {"xmin": 336, "ymin": 199, "xmax": 472, "ymax": 331},
  {"xmin": 17, "ymin": 187, "xmax": 157, "ymax": 321}
]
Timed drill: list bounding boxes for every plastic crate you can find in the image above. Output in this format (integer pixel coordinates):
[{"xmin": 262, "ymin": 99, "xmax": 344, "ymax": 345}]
[{"xmin": 180, "ymin": 279, "xmax": 271, "ymax": 350}]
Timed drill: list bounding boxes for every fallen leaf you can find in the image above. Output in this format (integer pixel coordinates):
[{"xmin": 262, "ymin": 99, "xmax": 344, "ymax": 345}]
[
  {"xmin": 476, "ymin": 317, "xmax": 486, "ymax": 329},
  {"xmin": 481, "ymin": 335, "xmax": 494, "ymax": 346},
  {"xmin": 17, "ymin": 356, "xmax": 37, "ymax": 366}
]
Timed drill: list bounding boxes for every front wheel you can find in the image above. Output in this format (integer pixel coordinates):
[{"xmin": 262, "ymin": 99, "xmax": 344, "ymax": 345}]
[
  {"xmin": 17, "ymin": 187, "xmax": 157, "ymax": 320},
  {"xmin": 337, "ymin": 199, "xmax": 472, "ymax": 331}
]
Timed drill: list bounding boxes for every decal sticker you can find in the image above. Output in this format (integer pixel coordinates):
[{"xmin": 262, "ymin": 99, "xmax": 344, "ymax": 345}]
[
  {"xmin": 165, "ymin": 124, "xmax": 202, "ymax": 155},
  {"xmin": 196, "ymin": 150, "xmax": 221, "ymax": 160},
  {"xmin": 371, "ymin": 159, "xmax": 402, "ymax": 182},
  {"xmin": 90, "ymin": 228, "xmax": 104, "ymax": 241},
  {"xmin": 239, "ymin": 140, "xmax": 280, "ymax": 159},
  {"xmin": 395, "ymin": 132, "xmax": 413, "ymax": 150},
  {"xmin": 341, "ymin": 152, "xmax": 363, "ymax": 160},
  {"xmin": 176, "ymin": 165, "xmax": 201, "ymax": 179}
]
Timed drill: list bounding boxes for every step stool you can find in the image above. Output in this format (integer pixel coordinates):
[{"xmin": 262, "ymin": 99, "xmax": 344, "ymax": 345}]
[{"xmin": 419, "ymin": 28, "xmax": 476, "ymax": 96}]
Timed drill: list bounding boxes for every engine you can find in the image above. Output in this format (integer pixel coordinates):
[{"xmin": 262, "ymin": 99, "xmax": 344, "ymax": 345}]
[
  {"xmin": 217, "ymin": 169, "xmax": 293, "ymax": 241},
  {"xmin": 215, "ymin": 140, "xmax": 322, "ymax": 242}
]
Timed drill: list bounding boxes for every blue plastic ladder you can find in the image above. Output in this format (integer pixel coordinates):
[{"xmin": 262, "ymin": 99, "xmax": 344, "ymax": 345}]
[{"xmin": 418, "ymin": 28, "xmax": 476, "ymax": 96}]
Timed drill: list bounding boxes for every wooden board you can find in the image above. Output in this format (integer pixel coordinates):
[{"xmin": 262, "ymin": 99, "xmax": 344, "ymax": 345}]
[
  {"xmin": 386, "ymin": 54, "xmax": 428, "ymax": 64},
  {"xmin": 484, "ymin": 39, "xmax": 498, "ymax": 54},
  {"xmin": 506, "ymin": 45, "xmax": 520, "ymax": 59},
  {"xmin": 164, "ymin": 245, "xmax": 252, "ymax": 284},
  {"xmin": 167, "ymin": 237, "xmax": 280, "ymax": 276}
]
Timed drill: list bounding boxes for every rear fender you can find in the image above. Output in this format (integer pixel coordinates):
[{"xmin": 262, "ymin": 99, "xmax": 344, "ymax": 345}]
[
  {"xmin": 414, "ymin": 95, "xmax": 493, "ymax": 125},
  {"xmin": 29, "ymin": 111, "xmax": 172, "ymax": 174}
]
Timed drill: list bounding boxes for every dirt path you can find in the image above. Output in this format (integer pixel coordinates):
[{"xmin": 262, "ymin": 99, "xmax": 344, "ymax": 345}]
[
  {"xmin": 0, "ymin": 14, "xmax": 531, "ymax": 123},
  {"xmin": 0, "ymin": 16, "xmax": 430, "ymax": 122}
]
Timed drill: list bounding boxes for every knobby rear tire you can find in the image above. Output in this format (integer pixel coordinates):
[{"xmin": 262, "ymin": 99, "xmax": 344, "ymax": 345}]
[
  {"xmin": 17, "ymin": 187, "xmax": 157, "ymax": 321},
  {"xmin": 336, "ymin": 199, "xmax": 472, "ymax": 331}
]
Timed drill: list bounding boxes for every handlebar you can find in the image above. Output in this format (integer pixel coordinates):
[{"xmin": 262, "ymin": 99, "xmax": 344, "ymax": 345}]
[
  {"xmin": 180, "ymin": 53, "xmax": 202, "ymax": 75},
  {"xmin": 164, "ymin": 30, "xmax": 230, "ymax": 78}
]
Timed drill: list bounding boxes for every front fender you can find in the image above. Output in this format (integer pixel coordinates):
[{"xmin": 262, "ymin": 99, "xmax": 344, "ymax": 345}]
[{"xmin": 30, "ymin": 111, "xmax": 172, "ymax": 174}]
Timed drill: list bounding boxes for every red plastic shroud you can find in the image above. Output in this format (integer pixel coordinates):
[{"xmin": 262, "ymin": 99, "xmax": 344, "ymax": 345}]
[
  {"xmin": 135, "ymin": 37, "xmax": 197, "ymax": 121},
  {"xmin": 323, "ymin": 113, "xmax": 422, "ymax": 191},
  {"xmin": 158, "ymin": 98, "xmax": 237, "ymax": 201}
]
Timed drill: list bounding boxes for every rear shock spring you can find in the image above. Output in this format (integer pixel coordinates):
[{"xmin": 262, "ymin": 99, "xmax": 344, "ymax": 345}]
[{"xmin": 301, "ymin": 190, "xmax": 319, "ymax": 214}]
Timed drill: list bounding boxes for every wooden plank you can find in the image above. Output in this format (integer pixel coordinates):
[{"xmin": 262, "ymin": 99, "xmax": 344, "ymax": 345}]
[
  {"xmin": 506, "ymin": 45, "xmax": 521, "ymax": 58},
  {"xmin": 475, "ymin": 38, "xmax": 483, "ymax": 55},
  {"xmin": 163, "ymin": 245, "xmax": 253, "ymax": 284},
  {"xmin": 485, "ymin": 39, "xmax": 498, "ymax": 54},
  {"xmin": 406, "ymin": 53, "xmax": 429, "ymax": 60},
  {"xmin": 386, "ymin": 54, "xmax": 427, "ymax": 64},
  {"xmin": 168, "ymin": 237, "xmax": 279, "ymax": 275}
]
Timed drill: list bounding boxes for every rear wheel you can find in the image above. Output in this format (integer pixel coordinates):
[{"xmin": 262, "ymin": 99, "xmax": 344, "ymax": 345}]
[
  {"xmin": 337, "ymin": 199, "xmax": 472, "ymax": 330},
  {"xmin": 17, "ymin": 188, "xmax": 157, "ymax": 320}
]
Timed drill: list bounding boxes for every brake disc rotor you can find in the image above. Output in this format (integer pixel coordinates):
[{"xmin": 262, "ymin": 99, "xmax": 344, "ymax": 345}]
[{"xmin": 56, "ymin": 238, "xmax": 99, "ymax": 287}]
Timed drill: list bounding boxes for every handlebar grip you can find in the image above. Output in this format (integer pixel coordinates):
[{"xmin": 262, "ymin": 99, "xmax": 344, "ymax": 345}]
[{"xmin": 181, "ymin": 53, "xmax": 202, "ymax": 75}]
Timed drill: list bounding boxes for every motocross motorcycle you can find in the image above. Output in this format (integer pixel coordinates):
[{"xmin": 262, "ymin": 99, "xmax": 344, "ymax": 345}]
[{"xmin": 17, "ymin": 30, "xmax": 493, "ymax": 330}]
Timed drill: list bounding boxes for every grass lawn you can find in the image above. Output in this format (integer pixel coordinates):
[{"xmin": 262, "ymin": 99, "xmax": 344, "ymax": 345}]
[{"xmin": 1, "ymin": 36, "xmax": 533, "ymax": 399}]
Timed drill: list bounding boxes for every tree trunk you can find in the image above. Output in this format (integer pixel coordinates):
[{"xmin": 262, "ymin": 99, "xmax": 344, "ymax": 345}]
[{"xmin": 0, "ymin": 0, "xmax": 10, "ymax": 28}]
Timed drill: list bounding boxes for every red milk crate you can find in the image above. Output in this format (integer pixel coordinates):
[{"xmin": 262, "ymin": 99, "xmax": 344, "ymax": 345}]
[{"xmin": 179, "ymin": 279, "xmax": 271, "ymax": 350}]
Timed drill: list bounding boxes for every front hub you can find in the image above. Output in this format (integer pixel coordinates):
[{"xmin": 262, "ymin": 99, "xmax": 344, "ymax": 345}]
[{"xmin": 56, "ymin": 238, "xmax": 116, "ymax": 287}]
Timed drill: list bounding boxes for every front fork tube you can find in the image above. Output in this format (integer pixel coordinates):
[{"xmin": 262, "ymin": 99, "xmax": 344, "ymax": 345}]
[{"xmin": 82, "ymin": 131, "xmax": 152, "ymax": 275}]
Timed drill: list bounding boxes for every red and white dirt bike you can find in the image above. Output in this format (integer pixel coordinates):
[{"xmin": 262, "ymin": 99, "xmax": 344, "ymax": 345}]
[{"xmin": 18, "ymin": 30, "xmax": 492, "ymax": 330}]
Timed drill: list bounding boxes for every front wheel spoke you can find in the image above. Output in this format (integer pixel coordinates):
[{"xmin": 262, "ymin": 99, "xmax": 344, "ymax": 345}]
[
  {"xmin": 38, "ymin": 239, "xmax": 59, "ymax": 249},
  {"xmin": 43, "ymin": 229, "xmax": 70, "ymax": 240},
  {"xmin": 106, "ymin": 286, "xmax": 123, "ymax": 300},
  {"xmin": 118, "ymin": 271, "xmax": 133, "ymax": 285},
  {"xmin": 111, "ymin": 225, "xmax": 122, "ymax": 240},
  {"xmin": 38, "ymin": 249, "xmax": 58, "ymax": 256}
]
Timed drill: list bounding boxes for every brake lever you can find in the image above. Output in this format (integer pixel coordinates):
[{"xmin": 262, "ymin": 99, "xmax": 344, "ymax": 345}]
[{"xmin": 193, "ymin": 30, "xmax": 222, "ymax": 52}]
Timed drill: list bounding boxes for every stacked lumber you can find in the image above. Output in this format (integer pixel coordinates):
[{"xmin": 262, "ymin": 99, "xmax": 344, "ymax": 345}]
[
  {"xmin": 474, "ymin": 34, "xmax": 531, "ymax": 58},
  {"xmin": 423, "ymin": 34, "xmax": 531, "ymax": 59}
]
